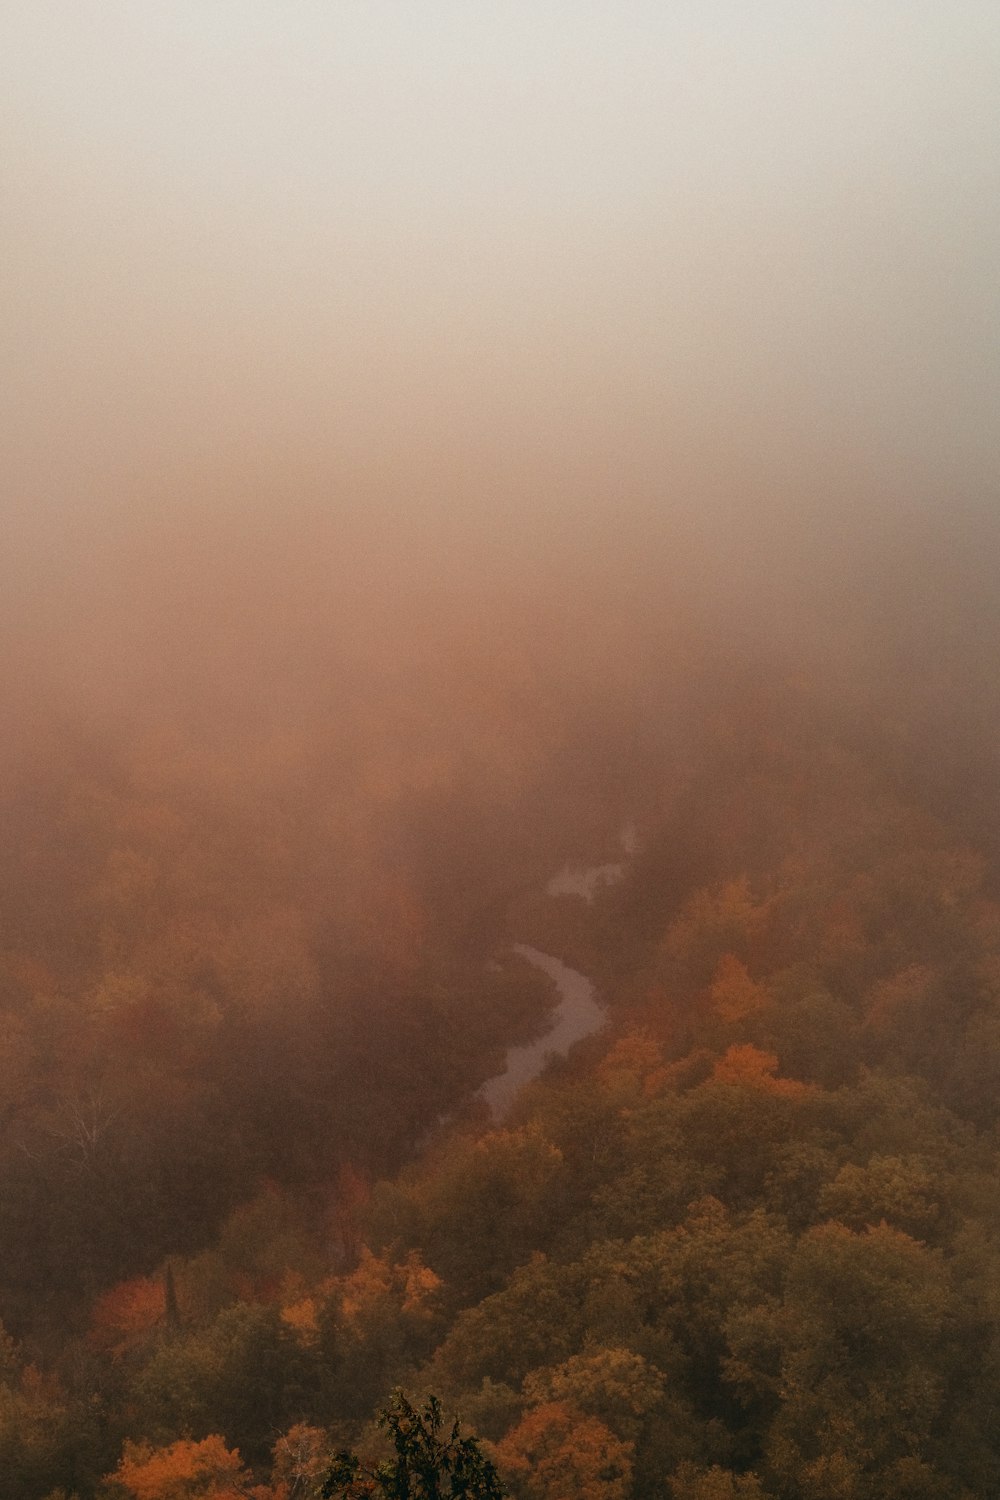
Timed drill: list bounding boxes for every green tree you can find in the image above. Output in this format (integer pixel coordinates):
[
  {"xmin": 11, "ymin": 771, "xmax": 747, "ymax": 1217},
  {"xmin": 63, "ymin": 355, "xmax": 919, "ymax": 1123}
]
[{"xmin": 321, "ymin": 1391, "xmax": 505, "ymax": 1499}]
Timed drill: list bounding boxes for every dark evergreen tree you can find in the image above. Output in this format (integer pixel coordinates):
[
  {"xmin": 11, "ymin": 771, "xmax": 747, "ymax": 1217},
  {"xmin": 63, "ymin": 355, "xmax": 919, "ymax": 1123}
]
[{"xmin": 322, "ymin": 1391, "xmax": 506, "ymax": 1499}]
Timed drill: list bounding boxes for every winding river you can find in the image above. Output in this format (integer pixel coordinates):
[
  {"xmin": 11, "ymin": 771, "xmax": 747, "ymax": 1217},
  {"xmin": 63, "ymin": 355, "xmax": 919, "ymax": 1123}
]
[
  {"xmin": 478, "ymin": 829, "xmax": 636, "ymax": 1118},
  {"xmin": 478, "ymin": 945, "xmax": 605, "ymax": 1118}
]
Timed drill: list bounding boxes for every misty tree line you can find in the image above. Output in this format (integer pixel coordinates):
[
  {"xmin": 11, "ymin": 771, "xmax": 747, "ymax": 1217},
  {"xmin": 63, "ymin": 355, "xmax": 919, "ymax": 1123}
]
[{"xmin": 2, "ymin": 579, "xmax": 1000, "ymax": 1496}]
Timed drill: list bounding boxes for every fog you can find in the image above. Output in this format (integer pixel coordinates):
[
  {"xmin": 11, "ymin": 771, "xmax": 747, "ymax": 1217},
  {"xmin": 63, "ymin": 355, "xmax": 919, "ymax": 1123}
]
[
  {"xmin": 4, "ymin": 1, "xmax": 998, "ymax": 599},
  {"xmin": 3, "ymin": 0, "xmax": 999, "ymax": 930}
]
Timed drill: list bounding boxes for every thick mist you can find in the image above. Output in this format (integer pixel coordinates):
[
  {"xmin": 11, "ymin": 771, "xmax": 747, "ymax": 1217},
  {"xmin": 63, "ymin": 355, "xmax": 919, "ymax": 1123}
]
[
  {"xmin": 3, "ymin": 0, "xmax": 999, "ymax": 987},
  {"xmin": 3, "ymin": 0, "xmax": 999, "ymax": 992},
  {"xmin": 3, "ymin": 1, "xmax": 998, "ymax": 606}
]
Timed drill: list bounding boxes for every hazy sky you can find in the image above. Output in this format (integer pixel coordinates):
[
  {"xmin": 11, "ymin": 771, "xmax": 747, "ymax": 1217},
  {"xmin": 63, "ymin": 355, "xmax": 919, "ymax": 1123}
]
[{"xmin": 3, "ymin": 1, "xmax": 999, "ymax": 576}]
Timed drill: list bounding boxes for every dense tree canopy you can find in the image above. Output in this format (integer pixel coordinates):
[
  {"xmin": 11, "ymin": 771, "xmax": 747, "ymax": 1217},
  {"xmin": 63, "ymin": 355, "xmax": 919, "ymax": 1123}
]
[{"xmin": 3, "ymin": 578, "xmax": 1000, "ymax": 1498}]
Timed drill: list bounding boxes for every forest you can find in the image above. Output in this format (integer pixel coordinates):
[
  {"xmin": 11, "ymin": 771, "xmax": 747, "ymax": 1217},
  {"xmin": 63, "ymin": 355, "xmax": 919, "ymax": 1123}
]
[
  {"xmin": 2, "ymin": 520, "xmax": 1000, "ymax": 1499},
  {"xmin": 5, "ymin": 3, "xmax": 999, "ymax": 1494}
]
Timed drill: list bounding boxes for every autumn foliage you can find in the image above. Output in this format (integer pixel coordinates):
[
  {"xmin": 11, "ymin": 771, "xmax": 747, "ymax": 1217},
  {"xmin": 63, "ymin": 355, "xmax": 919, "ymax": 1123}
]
[
  {"xmin": 2, "ymin": 579, "xmax": 1000, "ymax": 1500},
  {"xmin": 112, "ymin": 1436, "xmax": 253, "ymax": 1500}
]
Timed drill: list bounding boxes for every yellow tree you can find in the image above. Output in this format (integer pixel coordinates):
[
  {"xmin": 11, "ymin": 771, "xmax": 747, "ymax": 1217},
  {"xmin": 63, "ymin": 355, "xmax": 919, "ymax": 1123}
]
[
  {"xmin": 109, "ymin": 1435, "xmax": 273, "ymax": 1500},
  {"xmin": 495, "ymin": 1401, "xmax": 633, "ymax": 1500}
]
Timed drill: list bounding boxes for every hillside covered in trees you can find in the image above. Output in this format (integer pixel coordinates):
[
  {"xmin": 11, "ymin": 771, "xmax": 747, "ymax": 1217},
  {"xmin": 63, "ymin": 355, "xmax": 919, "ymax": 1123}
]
[
  {"xmin": 6, "ymin": 0, "xmax": 1000, "ymax": 1492},
  {"xmin": 3, "ymin": 523, "xmax": 1000, "ymax": 1499}
]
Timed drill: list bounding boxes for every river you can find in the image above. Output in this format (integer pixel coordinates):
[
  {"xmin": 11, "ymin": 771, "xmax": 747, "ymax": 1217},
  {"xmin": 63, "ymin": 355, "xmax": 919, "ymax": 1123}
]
[
  {"xmin": 478, "ymin": 827, "xmax": 636, "ymax": 1118},
  {"xmin": 478, "ymin": 945, "xmax": 605, "ymax": 1118}
]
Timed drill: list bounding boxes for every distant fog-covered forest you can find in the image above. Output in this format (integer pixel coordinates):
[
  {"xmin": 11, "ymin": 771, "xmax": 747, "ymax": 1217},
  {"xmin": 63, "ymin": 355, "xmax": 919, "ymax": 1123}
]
[{"xmin": 2, "ymin": 513, "xmax": 1000, "ymax": 1497}]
